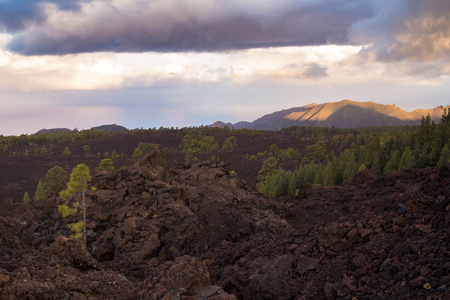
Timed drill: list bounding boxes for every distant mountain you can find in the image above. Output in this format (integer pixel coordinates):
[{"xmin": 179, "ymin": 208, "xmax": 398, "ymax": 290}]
[
  {"xmin": 91, "ymin": 124, "xmax": 127, "ymax": 132},
  {"xmin": 213, "ymin": 100, "xmax": 449, "ymax": 130},
  {"xmin": 35, "ymin": 128, "xmax": 70, "ymax": 135},
  {"xmin": 210, "ymin": 121, "xmax": 233, "ymax": 128}
]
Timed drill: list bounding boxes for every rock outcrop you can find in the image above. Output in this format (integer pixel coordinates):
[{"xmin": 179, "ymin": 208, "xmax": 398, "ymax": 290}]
[{"xmin": 88, "ymin": 150, "xmax": 290, "ymax": 277}]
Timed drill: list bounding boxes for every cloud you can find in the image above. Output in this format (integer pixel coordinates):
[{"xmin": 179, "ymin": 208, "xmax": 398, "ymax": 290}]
[
  {"xmin": 0, "ymin": 0, "xmax": 89, "ymax": 32},
  {"xmin": 303, "ymin": 63, "xmax": 328, "ymax": 79},
  {"xmin": 268, "ymin": 63, "xmax": 328, "ymax": 80},
  {"xmin": 2, "ymin": 0, "xmax": 374, "ymax": 55},
  {"xmin": 352, "ymin": 0, "xmax": 450, "ymax": 62}
]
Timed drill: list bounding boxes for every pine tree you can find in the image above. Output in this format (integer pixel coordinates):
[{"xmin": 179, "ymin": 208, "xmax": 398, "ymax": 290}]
[
  {"xmin": 62, "ymin": 147, "xmax": 71, "ymax": 156},
  {"xmin": 314, "ymin": 165, "xmax": 324, "ymax": 184},
  {"xmin": 384, "ymin": 150, "xmax": 400, "ymax": 174},
  {"xmin": 399, "ymin": 147, "xmax": 415, "ymax": 171},
  {"xmin": 257, "ymin": 157, "xmax": 278, "ymax": 181},
  {"xmin": 111, "ymin": 150, "xmax": 119, "ymax": 159},
  {"xmin": 288, "ymin": 172, "xmax": 297, "ymax": 194},
  {"xmin": 437, "ymin": 142, "xmax": 450, "ymax": 168},
  {"xmin": 343, "ymin": 151, "xmax": 357, "ymax": 183},
  {"xmin": 371, "ymin": 152, "xmax": 382, "ymax": 176},
  {"xmin": 83, "ymin": 145, "xmax": 90, "ymax": 154},
  {"xmin": 132, "ymin": 142, "xmax": 160, "ymax": 159},
  {"xmin": 99, "ymin": 158, "xmax": 115, "ymax": 174},
  {"xmin": 23, "ymin": 191, "xmax": 30, "ymax": 203},
  {"xmin": 221, "ymin": 136, "xmax": 238, "ymax": 152},
  {"xmin": 417, "ymin": 144, "xmax": 431, "ymax": 168},
  {"xmin": 60, "ymin": 164, "xmax": 91, "ymax": 244},
  {"xmin": 34, "ymin": 179, "xmax": 46, "ymax": 201},
  {"xmin": 302, "ymin": 163, "xmax": 319, "ymax": 186},
  {"xmin": 357, "ymin": 164, "xmax": 367, "ymax": 172},
  {"xmin": 323, "ymin": 159, "xmax": 337, "ymax": 186},
  {"xmin": 428, "ymin": 130, "xmax": 445, "ymax": 166},
  {"xmin": 44, "ymin": 166, "xmax": 68, "ymax": 195}
]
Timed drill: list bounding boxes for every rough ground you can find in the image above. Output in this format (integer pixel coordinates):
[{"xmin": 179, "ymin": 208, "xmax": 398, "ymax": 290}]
[
  {"xmin": 0, "ymin": 129, "xmax": 312, "ymax": 203},
  {"xmin": 0, "ymin": 150, "xmax": 449, "ymax": 299}
]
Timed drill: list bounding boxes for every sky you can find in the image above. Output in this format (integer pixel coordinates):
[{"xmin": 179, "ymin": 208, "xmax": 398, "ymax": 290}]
[{"xmin": 0, "ymin": 0, "xmax": 449, "ymax": 135}]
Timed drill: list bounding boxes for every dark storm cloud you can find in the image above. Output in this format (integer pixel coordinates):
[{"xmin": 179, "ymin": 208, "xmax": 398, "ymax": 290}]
[
  {"xmin": 0, "ymin": 0, "xmax": 89, "ymax": 32},
  {"xmin": 2, "ymin": 0, "xmax": 374, "ymax": 55},
  {"xmin": 352, "ymin": 0, "xmax": 450, "ymax": 62}
]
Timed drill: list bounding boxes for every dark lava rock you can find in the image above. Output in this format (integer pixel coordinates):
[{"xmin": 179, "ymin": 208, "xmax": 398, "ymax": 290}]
[
  {"xmin": 0, "ymin": 151, "xmax": 449, "ymax": 299},
  {"xmin": 88, "ymin": 151, "xmax": 290, "ymax": 277},
  {"xmin": 128, "ymin": 255, "xmax": 236, "ymax": 300}
]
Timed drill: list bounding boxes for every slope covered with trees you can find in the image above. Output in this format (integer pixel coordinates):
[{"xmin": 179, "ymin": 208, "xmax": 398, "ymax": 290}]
[{"xmin": 256, "ymin": 110, "xmax": 450, "ymax": 197}]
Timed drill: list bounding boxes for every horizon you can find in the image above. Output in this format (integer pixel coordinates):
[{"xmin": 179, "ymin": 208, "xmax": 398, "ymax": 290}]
[
  {"xmin": 8, "ymin": 99, "xmax": 449, "ymax": 136},
  {"xmin": 1, "ymin": 1, "xmax": 450, "ymax": 135}
]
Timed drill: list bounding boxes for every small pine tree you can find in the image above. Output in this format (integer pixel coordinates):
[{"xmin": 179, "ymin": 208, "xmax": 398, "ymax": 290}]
[
  {"xmin": 34, "ymin": 179, "xmax": 46, "ymax": 201},
  {"xmin": 60, "ymin": 164, "xmax": 91, "ymax": 245},
  {"xmin": 221, "ymin": 136, "xmax": 238, "ymax": 152},
  {"xmin": 257, "ymin": 157, "xmax": 278, "ymax": 182},
  {"xmin": 399, "ymin": 147, "xmax": 415, "ymax": 171},
  {"xmin": 437, "ymin": 142, "xmax": 450, "ymax": 168},
  {"xmin": 384, "ymin": 150, "xmax": 400, "ymax": 174},
  {"xmin": 99, "ymin": 158, "xmax": 114, "ymax": 174},
  {"xmin": 132, "ymin": 142, "xmax": 160, "ymax": 160},
  {"xmin": 323, "ymin": 160, "xmax": 337, "ymax": 186},
  {"xmin": 44, "ymin": 166, "xmax": 68, "ymax": 195},
  {"xmin": 343, "ymin": 152, "xmax": 357, "ymax": 183},
  {"xmin": 62, "ymin": 147, "xmax": 71, "ymax": 156},
  {"xmin": 111, "ymin": 150, "xmax": 119, "ymax": 159},
  {"xmin": 83, "ymin": 145, "xmax": 90, "ymax": 154},
  {"xmin": 23, "ymin": 191, "xmax": 30, "ymax": 203},
  {"xmin": 357, "ymin": 164, "xmax": 367, "ymax": 172}
]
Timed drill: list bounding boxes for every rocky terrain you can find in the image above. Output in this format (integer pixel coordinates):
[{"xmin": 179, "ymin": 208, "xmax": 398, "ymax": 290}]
[{"xmin": 0, "ymin": 149, "xmax": 449, "ymax": 299}]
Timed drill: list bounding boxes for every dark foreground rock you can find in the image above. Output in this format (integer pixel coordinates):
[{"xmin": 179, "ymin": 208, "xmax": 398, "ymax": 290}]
[
  {"xmin": 127, "ymin": 256, "xmax": 236, "ymax": 300},
  {"xmin": 202, "ymin": 166, "xmax": 450, "ymax": 299},
  {"xmin": 0, "ymin": 150, "xmax": 449, "ymax": 299},
  {"xmin": 88, "ymin": 150, "xmax": 290, "ymax": 278}
]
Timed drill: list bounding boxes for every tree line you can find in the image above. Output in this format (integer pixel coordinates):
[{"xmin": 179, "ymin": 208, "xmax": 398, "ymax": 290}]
[{"xmin": 257, "ymin": 110, "xmax": 450, "ymax": 198}]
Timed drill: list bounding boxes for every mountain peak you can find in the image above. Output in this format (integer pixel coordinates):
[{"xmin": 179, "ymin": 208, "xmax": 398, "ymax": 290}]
[
  {"xmin": 222, "ymin": 100, "xmax": 448, "ymax": 130},
  {"xmin": 34, "ymin": 128, "xmax": 71, "ymax": 135}
]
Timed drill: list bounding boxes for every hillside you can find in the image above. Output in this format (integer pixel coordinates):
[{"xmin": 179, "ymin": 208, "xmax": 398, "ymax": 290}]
[
  {"xmin": 217, "ymin": 100, "xmax": 448, "ymax": 130},
  {"xmin": 35, "ymin": 128, "xmax": 71, "ymax": 135},
  {"xmin": 91, "ymin": 124, "xmax": 128, "ymax": 132}
]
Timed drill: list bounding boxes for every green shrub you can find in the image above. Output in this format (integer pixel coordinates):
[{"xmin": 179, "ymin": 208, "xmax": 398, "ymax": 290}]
[
  {"xmin": 132, "ymin": 142, "xmax": 160, "ymax": 160},
  {"xmin": 221, "ymin": 136, "xmax": 237, "ymax": 152},
  {"xmin": 99, "ymin": 158, "xmax": 115, "ymax": 174}
]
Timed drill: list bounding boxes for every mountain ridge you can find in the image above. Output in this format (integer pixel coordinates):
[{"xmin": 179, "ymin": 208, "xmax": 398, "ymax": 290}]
[
  {"xmin": 213, "ymin": 100, "xmax": 449, "ymax": 130},
  {"xmin": 34, "ymin": 124, "xmax": 128, "ymax": 135}
]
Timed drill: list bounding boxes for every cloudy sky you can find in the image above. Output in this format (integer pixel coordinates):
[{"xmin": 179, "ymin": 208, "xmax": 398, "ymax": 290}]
[{"xmin": 1, "ymin": 0, "xmax": 449, "ymax": 135}]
